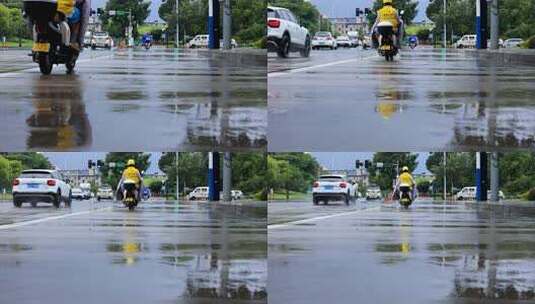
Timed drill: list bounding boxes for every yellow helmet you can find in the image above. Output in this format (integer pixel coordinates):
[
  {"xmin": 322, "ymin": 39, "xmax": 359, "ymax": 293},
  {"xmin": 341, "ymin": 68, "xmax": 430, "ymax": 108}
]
[
  {"xmin": 127, "ymin": 159, "xmax": 136, "ymax": 167},
  {"xmin": 402, "ymin": 166, "xmax": 409, "ymax": 172},
  {"xmin": 57, "ymin": 0, "xmax": 76, "ymax": 17},
  {"xmin": 383, "ymin": 0, "xmax": 393, "ymax": 5}
]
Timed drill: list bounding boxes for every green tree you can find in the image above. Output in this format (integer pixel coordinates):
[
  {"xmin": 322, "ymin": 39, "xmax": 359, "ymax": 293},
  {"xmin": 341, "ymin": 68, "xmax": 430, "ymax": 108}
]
[
  {"xmin": 368, "ymin": 0, "xmax": 419, "ymax": 27},
  {"xmin": 148, "ymin": 179, "xmax": 163, "ymax": 195},
  {"xmin": 266, "ymin": 156, "xmax": 306, "ymax": 200},
  {"xmin": 231, "ymin": 153, "xmax": 267, "ymax": 200},
  {"xmin": 101, "ymin": 0, "xmax": 151, "ymax": 39},
  {"xmin": 0, "ymin": 4, "xmax": 10, "ymax": 38},
  {"xmin": 0, "ymin": 156, "xmax": 22, "ymax": 192},
  {"xmin": 1, "ymin": 153, "xmax": 52, "ymax": 169},
  {"xmin": 99, "ymin": 153, "xmax": 151, "ymax": 190},
  {"xmin": 158, "ymin": 152, "xmax": 208, "ymax": 194},
  {"xmin": 368, "ymin": 153, "xmax": 419, "ymax": 191},
  {"xmin": 270, "ymin": 0, "xmax": 331, "ymax": 35},
  {"xmin": 426, "ymin": 0, "xmax": 475, "ymax": 43},
  {"xmin": 426, "ymin": 152, "xmax": 475, "ymax": 194}
]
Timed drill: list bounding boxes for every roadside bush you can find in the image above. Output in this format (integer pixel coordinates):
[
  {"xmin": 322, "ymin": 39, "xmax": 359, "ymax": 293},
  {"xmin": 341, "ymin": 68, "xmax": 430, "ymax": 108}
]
[
  {"xmin": 521, "ymin": 36, "xmax": 535, "ymax": 49},
  {"xmin": 525, "ymin": 188, "xmax": 535, "ymax": 201},
  {"xmin": 253, "ymin": 36, "xmax": 266, "ymax": 49}
]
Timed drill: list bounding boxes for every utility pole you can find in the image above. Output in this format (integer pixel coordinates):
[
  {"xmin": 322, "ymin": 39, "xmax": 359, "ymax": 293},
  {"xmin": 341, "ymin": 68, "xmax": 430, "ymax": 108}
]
[
  {"xmin": 443, "ymin": 0, "xmax": 447, "ymax": 48},
  {"xmin": 490, "ymin": 0, "xmax": 499, "ymax": 50},
  {"xmin": 175, "ymin": 152, "xmax": 179, "ymax": 203},
  {"xmin": 175, "ymin": 0, "xmax": 179, "ymax": 47},
  {"xmin": 443, "ymin": 152, "xmax": 447, "ymax": 201},
  {"xmin": 490, "ymin": 153, "xmax": 499, "ymax": 201},
  {"xmin": 222, "ymin": 0, "xmax": 232, "ymax": 50},
  {"xmin": 223, "ymin": 153, "xmax": 232, "ymax": 202}
]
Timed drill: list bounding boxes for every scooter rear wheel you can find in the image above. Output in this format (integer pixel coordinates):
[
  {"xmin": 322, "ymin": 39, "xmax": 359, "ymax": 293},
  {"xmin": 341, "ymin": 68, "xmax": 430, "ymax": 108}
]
[{"xmin": 38, "ymin": 52, "xmax": 53, "ymax": 75}]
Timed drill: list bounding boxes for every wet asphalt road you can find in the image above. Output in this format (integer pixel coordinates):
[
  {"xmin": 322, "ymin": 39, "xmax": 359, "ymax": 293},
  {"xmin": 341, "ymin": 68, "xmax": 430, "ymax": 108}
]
[
  {"xmin": 0, "ymin": 47, "xmax": 266, "ymax": 151},
  {"xmin": 0, "ymin": 199, "xmax": 267, "ymax": 304},
  {"xmin": 269, "ymin": 199, "xmax": 535, "ymax": 304},
  {"xmin": 268, "ymin": 47, "xmax": 535, "ymax": 151}
]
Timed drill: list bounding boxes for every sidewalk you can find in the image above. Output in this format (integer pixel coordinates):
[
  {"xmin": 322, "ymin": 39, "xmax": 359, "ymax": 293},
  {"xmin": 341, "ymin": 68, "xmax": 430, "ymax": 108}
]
[
  {"xmin": 194, "ymin": 47, "xmax": 267, "ymax": 66},
  {"xmin": 462, "ymin": 48, "xmax": 535, "ymax": 65}
]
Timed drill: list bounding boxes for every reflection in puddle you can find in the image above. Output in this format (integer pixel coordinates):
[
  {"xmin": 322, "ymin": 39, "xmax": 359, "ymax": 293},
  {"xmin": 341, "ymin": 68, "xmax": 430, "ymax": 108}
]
[
  {"xmin": 0, "ymin": 243, "xmax": 33, "ymax": 252},
  {"xmin": 27, "ymin": 76, "xmax": 92, "ymax": 150}
]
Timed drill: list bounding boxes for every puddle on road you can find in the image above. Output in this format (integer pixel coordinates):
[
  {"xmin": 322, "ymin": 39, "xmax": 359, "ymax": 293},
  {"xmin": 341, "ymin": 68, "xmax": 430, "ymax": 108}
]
[{"xmin": 0, "ymin": 243, "xmax": 33, "ymax": 252}]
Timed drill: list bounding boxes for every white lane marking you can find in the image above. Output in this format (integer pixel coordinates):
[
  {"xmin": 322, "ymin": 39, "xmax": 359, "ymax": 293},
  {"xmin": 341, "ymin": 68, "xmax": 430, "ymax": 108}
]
[
  {"xmin": 268, "ymin": 206, "xmax": 381, "ymax": 230},
  {"xmin": 0, "ymin": 53, "xmax": 114, "ymax": 78},
  {"xmin": 268, "ymin": 54, "xmax": 377, "ymax": 78},
  {"xmin": 0, "ymin": 207, "xmax": 113, "ymax": 230}
]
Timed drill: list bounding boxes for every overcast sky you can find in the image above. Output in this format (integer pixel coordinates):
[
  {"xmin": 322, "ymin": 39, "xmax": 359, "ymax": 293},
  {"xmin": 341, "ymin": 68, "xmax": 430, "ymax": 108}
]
[
  {"xmin": 42, "ymin": 152, "xmax": 163, "ymax": 173},
  {"xmin": 92, "ymin": 0, "xmax": 429, "ymax": 23},
  {"xmin": 310, "ymin": 0, "xmax": 430, "ymax": 21},
  {"xmin": 310, "ymin": 152, "xmax": 430, "ymax": 173}
]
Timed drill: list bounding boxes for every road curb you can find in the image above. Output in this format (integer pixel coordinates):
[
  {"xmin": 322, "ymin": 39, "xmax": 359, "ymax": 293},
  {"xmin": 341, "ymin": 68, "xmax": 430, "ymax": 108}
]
[
  {"xmin": 462, "ymin": 49, "xmax": 535, "ymax": 65},
  {"xmin": 198, "ymin": 200, "xmax": 267, "ymax": 208},
  {"xmin": 194, "ymin": 49, "xmax": 267, "ymax": 66}
]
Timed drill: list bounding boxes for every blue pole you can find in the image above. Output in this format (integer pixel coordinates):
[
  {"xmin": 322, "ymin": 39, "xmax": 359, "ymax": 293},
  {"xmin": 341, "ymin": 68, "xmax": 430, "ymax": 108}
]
[
  {"xmin": 208, "ymin": 152, "xmax": 220, "ymax": 201},
  {"xmin": 476, "ymin": 0, "xmax": 487, "ymax": 49},
  {"xmin": 476, "ymin": 152, "xmax": 488, "ymax": 201},
  {"xmin": 208, "ymin": 0, "xmax": 220, "ymax": 49}
]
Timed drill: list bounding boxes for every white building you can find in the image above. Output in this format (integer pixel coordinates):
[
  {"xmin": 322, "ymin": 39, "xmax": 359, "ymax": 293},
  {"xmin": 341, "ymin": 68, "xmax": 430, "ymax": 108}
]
[{"xmin": 328, "ymin": 17, "xmax": 369, "ymax": 36}]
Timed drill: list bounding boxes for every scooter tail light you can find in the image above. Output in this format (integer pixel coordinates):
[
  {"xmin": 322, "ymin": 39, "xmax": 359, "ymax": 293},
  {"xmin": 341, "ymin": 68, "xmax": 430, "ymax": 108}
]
[{"xmin": 47, "ymin": 179, "xmax": 56, "ymax": 186}]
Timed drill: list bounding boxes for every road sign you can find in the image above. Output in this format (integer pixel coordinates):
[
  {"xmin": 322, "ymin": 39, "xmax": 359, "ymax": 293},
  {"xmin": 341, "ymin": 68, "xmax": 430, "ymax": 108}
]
[
  {"xmin": 376, "ymin": 162, "xmax": 384, "ymax": 168},
  {"xmin": 109, "ymin": 10, "xmax": 116, "ymax": 16}
]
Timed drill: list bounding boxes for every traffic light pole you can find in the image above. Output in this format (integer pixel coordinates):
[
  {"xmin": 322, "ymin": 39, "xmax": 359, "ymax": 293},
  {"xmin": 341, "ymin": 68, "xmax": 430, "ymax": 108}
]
[
  {"xmin": 175, "ymin": 0, "xmax": 180, "ymax": 47},
  {"xmin": 490, "ymin": 0, "xmax": 499, "ymax": 50},
  {"xmin": 476, "ymin": 0, "xmax": 488, "ymax": 49},
  {"xmin": 222, "ymin": 0, "xmax": 232, "ymax": 50}
]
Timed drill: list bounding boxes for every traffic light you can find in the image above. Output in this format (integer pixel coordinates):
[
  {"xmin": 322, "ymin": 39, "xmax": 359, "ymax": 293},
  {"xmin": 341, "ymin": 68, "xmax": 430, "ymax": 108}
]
[
  {"xmin": 365, "ymin": 8, "xmax": 372, "ymax": 15},
  {"xmin": 88, "ymin": 160, "xmax": 96, "ymax": 169},
  {"xmin": 365, "ymin": 160, "xmax": 371, "ymax": 169},
  {"xmin": 356, "ymin": 160, "xmax": 362, "ymax": 168},
  {"xmin": 97, "ymin": 8, "xmax": 104, "ymax": 16},
  {"xmin": 90, "ymin": 9, "xmax": 96, "ymax": 16},
  {"xmin": 356, "ymin": 8, "xmax": 362, "ymax": 17},
  {"xmin": 97, "ymin": 160, "xmax": 104, "ymax": 168}
]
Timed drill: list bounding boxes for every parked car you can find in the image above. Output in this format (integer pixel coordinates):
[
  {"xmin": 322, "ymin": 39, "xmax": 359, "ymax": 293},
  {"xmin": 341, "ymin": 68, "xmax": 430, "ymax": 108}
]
[
  {"xmin": 336, "ymin": 35, "xmax": 352, "ymax": 48},
  {"xmin": 312, "ymin": 31, "xmax": 338, "ymax": 50},
  {"xmin": 456, "ymin": 186, "xmax": 504, "ymax": 200},
  {"xmin": 267, "ymin": 6, "xmax": 311, "ymax": 58},
  {"xmin": 12, "ymin": 169, "xmax": 72, "ymax": 208},
  {"xmin": 455, "ymin": 35, "xmax": 476, "ymax": 48},
  {"xmin": 91, "ymin": 32, "xmax": 113, "ymax": 50},
  {"xmin": 97, "ymin": 187, "xmax": 114, "ymax": 201},
  {"xmin": 83, "ymin": 31, "xmax": 93, "ymax": 48},
  {"xmin": 186, "ymin": 34, "xmax": 238, "ymax": 48},
  {"xmin": 312, "ymin": 175, "xmax": 357, "ymax": 205},
  {"xmin": 504, "ymin": 38, "xmax": 523, "ymax": 48},
  {"xmin": 187, "ymin": 187, "xmax": 209, "ymax": 201},
  {"xmin": 366, "ymin": 187, "xmax": 383, "ymax": 200},
  {"xmin": 232, "ymin": 190, "xmax": 244, "ymax": 200},
  {"xmin": 72, "ymin": 188, "xmax": 85, "ymax": 200}
]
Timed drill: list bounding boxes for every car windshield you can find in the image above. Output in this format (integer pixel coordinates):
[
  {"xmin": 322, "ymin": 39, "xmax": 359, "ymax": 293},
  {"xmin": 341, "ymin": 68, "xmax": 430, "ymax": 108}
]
[
  {"xmin": 319, "ymin": 176, "xmax": 343, "ymax": 181},
  {"xmin": 20, "ymin": 171, "xmax": 52, "ymax": 178}
]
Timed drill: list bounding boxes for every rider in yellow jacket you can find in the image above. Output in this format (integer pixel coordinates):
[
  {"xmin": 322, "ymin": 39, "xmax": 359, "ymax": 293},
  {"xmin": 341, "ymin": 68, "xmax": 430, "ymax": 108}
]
[
  {"xmin": 119, "ymin": 159, "xmax": 143, "ymax": 200},
  {"xmin": 396, "ymin": 166, "xmax": 416, "ymax": 200},
  {"xmin": 371, "ymin": 0, "xmax": 404, "ymax": 48}
]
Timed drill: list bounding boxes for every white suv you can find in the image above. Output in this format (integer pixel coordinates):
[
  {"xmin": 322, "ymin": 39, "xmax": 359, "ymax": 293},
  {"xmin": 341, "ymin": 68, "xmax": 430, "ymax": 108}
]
[
  {"xmin": 312, "ymin": 175, "xmax": 357, "ymax": 205},
  {"xmin": 267, "ymin": 6, "xmax": 311, "ymax": 58},
  {"xmin": 312, "ymin": 31, "xmax": 338, "ymax": 50},
  {"xmin": 12, "ymin": 169, "xmax": 72, "ymax": 208}
]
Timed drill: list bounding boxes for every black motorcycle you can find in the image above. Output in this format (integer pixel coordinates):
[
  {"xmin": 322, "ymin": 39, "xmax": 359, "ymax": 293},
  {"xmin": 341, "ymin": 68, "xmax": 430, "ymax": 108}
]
[
  {"xmin": 23, "ymin": 0, "xmax": 79, "ymax": 75},
  {"xmin": 398, "ymin": 186, "xmax": 413, "ymax": 208},
  {"xmin": 122, "ymin": 181, "xmax": 139, "ymax": 211},
  {"xmin": 375, "ymin": 22, "xmax": 399, "ymax": 62}
]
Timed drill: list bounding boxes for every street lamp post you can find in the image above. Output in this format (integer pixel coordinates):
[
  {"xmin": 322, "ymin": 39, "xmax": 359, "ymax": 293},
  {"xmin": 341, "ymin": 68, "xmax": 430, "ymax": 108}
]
[
  {"xmin": 175, "ymin": 0, "xmax": 179, "ymax": 47},
  {"xmin": 443, "ymin": 0, "xmax": 447, "ymax": 48}
]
